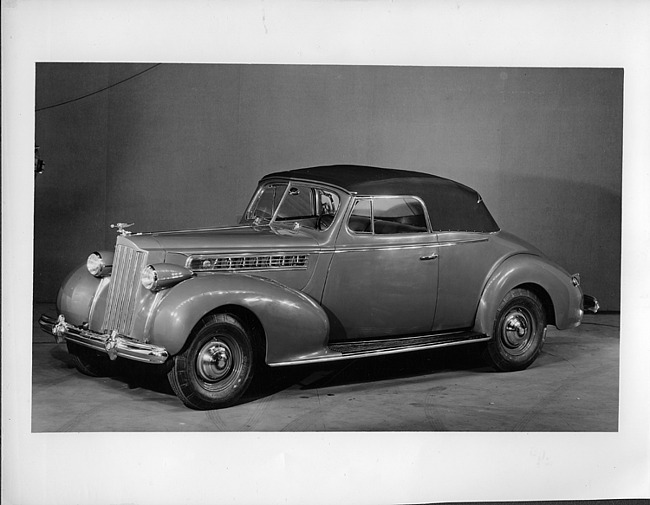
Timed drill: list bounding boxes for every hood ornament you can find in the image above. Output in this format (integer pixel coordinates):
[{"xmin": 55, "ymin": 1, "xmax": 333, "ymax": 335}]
[{"xmin": 110, "ymin": 222, "xmax": 135, "ymax": 236}]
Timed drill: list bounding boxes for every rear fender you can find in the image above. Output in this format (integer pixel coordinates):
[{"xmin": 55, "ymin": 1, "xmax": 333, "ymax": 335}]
[
  {"xmin": 473, "ymin": 254, "xmax": 583, "ymax": 336},
  {"xmin": 149, "ymin": 274, "xmax": 330, "ymax": 361}
]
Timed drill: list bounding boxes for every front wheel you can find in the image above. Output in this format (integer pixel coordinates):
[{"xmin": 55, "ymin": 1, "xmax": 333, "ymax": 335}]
[
  {"xmin": 485, "ymin": 288, "xmax": 547, "ymax": 372},
  {"xmin": 167, "ymin": 313, "xmax": 257, "ymax": 410}
]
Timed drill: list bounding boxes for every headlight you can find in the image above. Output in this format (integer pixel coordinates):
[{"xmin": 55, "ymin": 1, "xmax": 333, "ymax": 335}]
[
  {"xmin": 141, "ymin": 265, "xmax": 159, "ymax": 290},
  {"xmin": 87, "ymin": 252, "xmax": 109, "ymax": 277},
  {"xmin": 141, "ymin": 264, "xmax": 193, "ymax": 292}
]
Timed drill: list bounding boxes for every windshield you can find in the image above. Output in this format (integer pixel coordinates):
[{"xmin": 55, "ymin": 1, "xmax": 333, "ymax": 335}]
[
  {"xmin": 244, "ymin": 183, "xmax": 287, "ymax": 223},
  {"xmin": 243, "ymin": 182, "xmax": 341, "ymax": 230}
]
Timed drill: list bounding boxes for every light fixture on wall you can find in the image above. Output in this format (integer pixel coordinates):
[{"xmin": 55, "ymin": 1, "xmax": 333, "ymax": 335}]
[{"xmin": 34, "ymin": 145, "xmax": 44, "ymax": 175}]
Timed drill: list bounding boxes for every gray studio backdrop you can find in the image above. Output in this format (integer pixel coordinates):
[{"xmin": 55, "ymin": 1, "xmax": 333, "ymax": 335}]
[{"xmin": 34, "ymin": 64, "xmax": 622, "ymax": 310}]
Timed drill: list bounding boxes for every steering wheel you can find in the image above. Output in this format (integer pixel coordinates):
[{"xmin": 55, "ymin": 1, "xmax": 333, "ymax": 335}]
[{"xmin": 317, "ymin": 214, "xmax": 334, "ymax": 230}]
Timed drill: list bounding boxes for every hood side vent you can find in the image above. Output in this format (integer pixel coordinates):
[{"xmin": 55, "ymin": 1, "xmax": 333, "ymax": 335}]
[{"xmin": 187, "ymin": 254, "xmax": 309, "ymax": 272}]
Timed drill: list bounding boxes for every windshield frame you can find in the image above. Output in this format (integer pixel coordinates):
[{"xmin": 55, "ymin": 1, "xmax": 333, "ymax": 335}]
[
  {"xmin": 242, "ymin": 180, "xmax": 343, "ymax": 231},
  {"xmin": 242, "ymin": 182, "xmax": 289, "ymax": 225}
]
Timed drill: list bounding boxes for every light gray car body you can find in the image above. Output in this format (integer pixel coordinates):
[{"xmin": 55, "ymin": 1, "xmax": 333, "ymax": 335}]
[{"xmin": 40, "ymin": 165, "xmax": 596, "ymax": 408}]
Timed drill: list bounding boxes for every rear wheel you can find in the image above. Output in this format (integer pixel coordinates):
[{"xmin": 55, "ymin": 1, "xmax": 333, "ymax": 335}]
[
  {"xmin": 485, "ymin": 288, "xmax": 547, "ymax": 371},
  {"xmin": 67, "ymin": 341, "xmax": 114, "ymax": 377},
  {"xmin": 167, "ymin": 313, "xmax": 258, "ymax": 410}
]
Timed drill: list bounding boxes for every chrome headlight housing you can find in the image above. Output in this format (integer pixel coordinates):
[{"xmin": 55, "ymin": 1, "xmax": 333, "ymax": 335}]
[
  {"xmin": 86, "ymin": 251, "xmax": 113, "ymax": 277},
  {"xmin": 141, "ymin": 265, "xmax": 158, "ymax": 290},
  {"xmin": 141, "ymin": 263, "xmax": 193, "ymax": 292}
]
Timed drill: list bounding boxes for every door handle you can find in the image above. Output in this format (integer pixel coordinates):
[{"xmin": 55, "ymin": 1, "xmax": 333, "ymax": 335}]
[{"xmin": 419, "ymin": 253, "xmax": 438, "ymax": 261}]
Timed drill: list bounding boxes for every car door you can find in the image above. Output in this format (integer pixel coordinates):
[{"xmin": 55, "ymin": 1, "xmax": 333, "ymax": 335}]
[{"xmin": 321, "ymin": 196, "xmax": 439, "ymax": 340}]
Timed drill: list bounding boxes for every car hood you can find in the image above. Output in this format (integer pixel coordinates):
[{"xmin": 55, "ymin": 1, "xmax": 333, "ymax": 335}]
[{"xmin": 121, "ymin": 225, "xmax": 321, "ymax": 256}]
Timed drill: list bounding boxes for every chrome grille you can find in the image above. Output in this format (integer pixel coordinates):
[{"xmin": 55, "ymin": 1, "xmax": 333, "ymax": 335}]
[{"xmin": 102, "ymin": 244, "xmax": 148, "ymax": 335}]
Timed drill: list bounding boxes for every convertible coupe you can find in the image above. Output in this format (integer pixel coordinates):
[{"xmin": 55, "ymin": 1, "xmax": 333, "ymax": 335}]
[{"xmin": 40, "ymin": 165, "xmax": 598, "ymax": 409}]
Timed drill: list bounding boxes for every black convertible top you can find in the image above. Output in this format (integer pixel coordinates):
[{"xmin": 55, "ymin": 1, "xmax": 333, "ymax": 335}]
[
  {"xmin": 264, "ymin": 165, "xmax": 450, "ymax": 192},
  {"xmin": 262, "ymin": 165, "xmax": 500, "ymax": 233}
]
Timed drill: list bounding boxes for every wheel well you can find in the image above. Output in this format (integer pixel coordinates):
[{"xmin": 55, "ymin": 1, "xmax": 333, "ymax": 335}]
[
  {"xmin": 181, "ymin": 305, "xmax": 267, "ymax": 359},
  {"xmin": 515, "ymin": 283, "xmax": 556, "ymax": 326}
]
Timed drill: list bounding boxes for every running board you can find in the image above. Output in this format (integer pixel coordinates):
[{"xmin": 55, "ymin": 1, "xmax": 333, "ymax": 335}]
[
  {"xmin": 269, "ymin": 330, "xmax": 490, "ymax": 366},
  {"xmin": 329, "ymin": 331, "xmax": 489, "ymax": 356}
]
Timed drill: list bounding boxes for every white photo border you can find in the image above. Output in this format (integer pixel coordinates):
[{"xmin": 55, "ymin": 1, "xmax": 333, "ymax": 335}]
[{"xmin": 3, "ymin": 1, "xmax": 649, "ymax": 504}]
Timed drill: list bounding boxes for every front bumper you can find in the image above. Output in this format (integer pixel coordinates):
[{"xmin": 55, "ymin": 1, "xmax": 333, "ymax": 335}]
[{"xmin": 38, "ymin": 314, "xmax": 169, "ymax": 364}]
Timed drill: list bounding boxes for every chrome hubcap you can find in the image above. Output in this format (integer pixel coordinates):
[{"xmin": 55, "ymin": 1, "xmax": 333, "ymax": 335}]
[
  {"xmin": 197, "ymin": 340, "xmax": 232, "ymax": 382},
  {"xmin": 503, "ymin": 309, "xmax": 531, "ymax": 349}
]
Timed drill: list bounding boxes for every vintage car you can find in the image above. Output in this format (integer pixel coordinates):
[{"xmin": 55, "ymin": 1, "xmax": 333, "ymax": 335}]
[{"xmin": 40, "ymin": 165, "xmax": 599, "ymax": 410}]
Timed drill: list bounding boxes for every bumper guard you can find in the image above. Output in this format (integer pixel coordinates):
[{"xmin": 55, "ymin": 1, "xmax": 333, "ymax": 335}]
[{"xmin": 38, "ymin": 314, "xmax": 169, "ymax": 364}]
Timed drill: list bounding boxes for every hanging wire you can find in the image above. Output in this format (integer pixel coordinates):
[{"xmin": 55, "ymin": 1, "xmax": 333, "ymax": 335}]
[{"xmin": 36, "ymin": 63, "xmax": 162, "ymax": 112}]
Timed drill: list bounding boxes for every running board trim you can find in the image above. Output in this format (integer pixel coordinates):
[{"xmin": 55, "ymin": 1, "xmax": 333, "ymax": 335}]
[
  {"xmin": 269, "ymin": 331, "xmax": 490, "ymax": 367},
  {"xmin": 329, "ymin": 331, "xmax": 488, "ymax": 355}
]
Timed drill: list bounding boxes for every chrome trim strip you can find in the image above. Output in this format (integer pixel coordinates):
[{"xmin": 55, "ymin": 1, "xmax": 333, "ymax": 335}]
[
  {"xmin": 39, "ymin": 314, "xmax": 168, "ymax": 364},
  {"xmin": 135, "ymin": 224, "xmax": 253, "ymax": 237},
  {"xmin": 269, "ymin": 335, "xmax": 491, "ymax": 366},
  {"xmin": 333, "ymin": 237, "xmax": 488, "ymax": 254},
  {"xmin": 436, "ymin": 237, "xmax": 489, "ymax": 246},
  {"xmin": 184, "ymin": 248, "xmax": 331, "ymax": 258},
  {"xmin": 334, "ymin": 243, "xmax": 437, "ymax": 253}
]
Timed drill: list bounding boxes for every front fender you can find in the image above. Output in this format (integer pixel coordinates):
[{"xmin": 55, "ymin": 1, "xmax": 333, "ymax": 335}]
[
  {"xmin": 57, "ymin": 263, "xmax": 102, "ymax": 327},
  {"xmin": 148, "ymin": 274, "xmax": 330, "ymax": 361},
  {"xmin": 473, "ymin": 254, "xmax": 583, "ymax": 336}
]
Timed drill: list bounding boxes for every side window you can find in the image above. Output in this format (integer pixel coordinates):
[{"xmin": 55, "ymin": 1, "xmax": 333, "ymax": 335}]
[
  {"xmin": 348, "ymin": 196, "xmax": 429, "ymax": 235},
  {"xmin": 348, "ymin": 199, "xmax": 372, "ymax": 233},
  {"xmin": 318, "ymin": 189, "xmax": 339, "ymax": 216},
  {"xmin": 373, "ymin": 197, "xmax": 428, "ymax": 234},
  {"xmin": 316, "ymin": 189, "xmax": 341, "ymax": 230}
]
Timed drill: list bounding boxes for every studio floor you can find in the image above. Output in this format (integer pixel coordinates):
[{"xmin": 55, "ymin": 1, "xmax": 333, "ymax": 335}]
[{"xmin": 31, "ymin": 303, "xmax": 619, "ymax": 432}]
